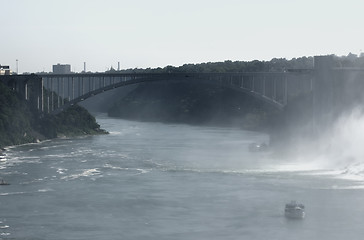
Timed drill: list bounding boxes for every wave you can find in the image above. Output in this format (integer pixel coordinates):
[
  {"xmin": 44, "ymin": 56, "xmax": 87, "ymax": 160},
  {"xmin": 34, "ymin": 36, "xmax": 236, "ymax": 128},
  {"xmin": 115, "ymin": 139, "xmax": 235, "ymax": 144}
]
[
  {"xmin": 46, "ymin": 154, "xmax": 71, "ymax": 158},
  {"xmin": 3, "ymin": 141, "xmax": 43, "ymax": 150},
  {"xmin": 331, "ymin": 185, "xmax": 364, "ymax": 190},
  {"xmin": 0, "ymin": 191, "xmax": 26, "ymax": 196},
  {"xmin": 159, "ymin": 166, "xmax": 265, "ymax": 175},
  {"xmin": 0, "ymin": 156, "xmax": 42, "ymax": 168},
  {"xmin": 135, "ymin": 168, "xmax": 150, "ymax": 174},
  {"xmin": 96, "ymin": 152, "xmax": 129, "ymax": 159},
  {"xmin": 56, "ymin": 168, "xmax": 68, "ymax": 174},
  {"xmin": 103, "ymin": 163, "xmax": 124, "ymax": 170},
  {"xmin": 38, "ymin": 188, "xmax": 54, "ymax": 193},
  {"xmin": 332, "ymin": 162, "xmax": 364, "ymax": 182},
  {"xmin": 153, "ymin": 162, "xmax": 350, "ymax": 181},
  {"xmin": 340, "ymin": 161, "xmax": 364, "ymax": 175},
  {"xmin": 109, "ymin": 131, "xmax": 123, "ymax": 135},
  {"xmin": 103, "ymin": 164, "xmax": 150, "ymax": 175},
  {"xmin": 20, "ymin": 177, "xmax": 51, "ymax": 185},
  {"xmin": 61, "ymin": 168, "xmax": 102, "ymax": 180}
]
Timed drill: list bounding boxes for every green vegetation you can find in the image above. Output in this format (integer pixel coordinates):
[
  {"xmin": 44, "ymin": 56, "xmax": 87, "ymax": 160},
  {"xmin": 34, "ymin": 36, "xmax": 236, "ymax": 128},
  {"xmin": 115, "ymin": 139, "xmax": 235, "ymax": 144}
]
[
  {"xmin": 117, "ymin": 56, "xmax": 314, "ymax": 74},
  {"xmin": 114, "ymin": 53, "xmax": 364, "ymax": 74},
  {"xmin": 0, "ymin": 81, "xmax": 36, "ymax": 147},
  {"xmin": 37, "ymin": 105, "xmax": 108, "ymax": 139},
  {"xmin": 0, "ymin": 81, "xmax": 107, "ymax": 148}
]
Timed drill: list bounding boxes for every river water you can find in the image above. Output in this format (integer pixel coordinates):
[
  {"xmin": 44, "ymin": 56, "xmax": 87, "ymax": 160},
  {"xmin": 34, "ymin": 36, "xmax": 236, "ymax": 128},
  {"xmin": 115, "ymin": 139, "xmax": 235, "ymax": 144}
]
[{"xmin": 1, "ymin": 114, "xmax": 364, "ymax": 240}]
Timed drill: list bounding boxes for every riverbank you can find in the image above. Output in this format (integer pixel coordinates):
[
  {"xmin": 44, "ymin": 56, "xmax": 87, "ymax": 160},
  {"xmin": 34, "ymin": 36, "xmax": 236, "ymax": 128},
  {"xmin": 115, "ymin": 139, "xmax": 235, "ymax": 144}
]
[
  {"xmin": 36, "ymin": 105, "xmax": 108, "ymax": 139},
  {"xmin": 0, "ymin": 81, "xmax": 107, "ymax": 148}
]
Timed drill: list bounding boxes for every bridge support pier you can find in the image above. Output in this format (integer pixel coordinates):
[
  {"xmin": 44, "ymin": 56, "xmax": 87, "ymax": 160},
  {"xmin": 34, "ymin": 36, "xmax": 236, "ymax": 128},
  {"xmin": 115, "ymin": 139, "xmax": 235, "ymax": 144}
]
[{"xmin": 313, "ymin": 55, "xmax": 334, "ymax": 133}]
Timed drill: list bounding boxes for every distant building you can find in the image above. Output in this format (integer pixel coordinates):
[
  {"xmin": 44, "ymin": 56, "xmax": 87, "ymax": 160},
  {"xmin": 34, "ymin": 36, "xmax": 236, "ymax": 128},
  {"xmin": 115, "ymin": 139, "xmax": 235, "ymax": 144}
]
[
  {"xmin": 0, "ymin": 65, "xmax": 11, "ymax": 75},
  {"xmin": 53, "ymin": 64, "xmax": 71, "ymax": 74}
]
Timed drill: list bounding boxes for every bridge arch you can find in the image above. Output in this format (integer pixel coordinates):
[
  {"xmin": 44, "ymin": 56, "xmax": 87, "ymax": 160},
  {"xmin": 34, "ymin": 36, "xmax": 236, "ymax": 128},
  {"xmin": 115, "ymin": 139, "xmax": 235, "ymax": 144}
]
[{"xmin": 40, "ymin": 72, "xmax": 310, "ymax": 115}]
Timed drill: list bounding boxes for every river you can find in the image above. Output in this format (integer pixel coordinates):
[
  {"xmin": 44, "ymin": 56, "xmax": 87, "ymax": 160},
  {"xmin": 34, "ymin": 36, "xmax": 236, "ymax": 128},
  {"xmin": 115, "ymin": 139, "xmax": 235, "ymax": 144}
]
[{"xmin": 1, "ymin": 114, "xmax": 364, "ymax": 240}]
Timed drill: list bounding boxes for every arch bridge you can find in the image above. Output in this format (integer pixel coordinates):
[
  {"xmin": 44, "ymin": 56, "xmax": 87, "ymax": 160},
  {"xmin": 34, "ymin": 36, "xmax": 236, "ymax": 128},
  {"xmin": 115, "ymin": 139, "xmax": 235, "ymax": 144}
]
[
  {"xmin": 5, "ymin": 56, "xmax": 359, "ymax": 124},
  {"xmin": 38, "ymin": 71, "xmax": 313, "ymax": 115},
  {"xmin": 2, "ymin": 56, "xmax": 364, "ymax": 134}
]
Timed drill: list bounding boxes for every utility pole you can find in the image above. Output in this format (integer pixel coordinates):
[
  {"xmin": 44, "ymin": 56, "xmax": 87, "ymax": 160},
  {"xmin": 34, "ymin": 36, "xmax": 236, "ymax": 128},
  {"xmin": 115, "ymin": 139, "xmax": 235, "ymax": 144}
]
[{"xmin": 16, "ymin": 59, "xmax": 18, "ymax": 74}]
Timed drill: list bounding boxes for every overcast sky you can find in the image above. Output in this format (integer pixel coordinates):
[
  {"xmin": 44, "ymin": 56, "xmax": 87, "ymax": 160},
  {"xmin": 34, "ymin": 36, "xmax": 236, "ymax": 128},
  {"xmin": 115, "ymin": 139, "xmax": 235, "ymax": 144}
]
[{"xmin": 1, "ymin": 0, "xmax": 363, "ymax": 73}]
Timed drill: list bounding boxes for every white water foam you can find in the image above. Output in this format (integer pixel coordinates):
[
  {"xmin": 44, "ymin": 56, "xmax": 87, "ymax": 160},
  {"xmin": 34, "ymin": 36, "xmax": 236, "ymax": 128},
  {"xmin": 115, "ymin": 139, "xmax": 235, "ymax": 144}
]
[
  {"xmin": 318, "ymin": 109, "xmax": 364, "ymax": 180},
  {"xmin": 38, "ymin": 188, "xmax": 54, "ymax": 193},
  {"xmin": 135, "ymin": 168, "xmax": 150, "ymax": 174},
  {"xmin": 46, "ymin": 154, "xmax": 71, "ymax": 158},
  {"xmin": 109, "ymin": 131, "xmax": 123, "ymax": 135},
  {"xmin": 0, "ymin": 192, "xmax": 26, "ymax": 196},
  {"xmin": 56, "ymin": 168, "xmax": 68, "ymax": 174},
  {"xmin": 103, "ymin": 164, "xmax": 150, "ymax": 175},
  {"xmin": 103, "ymin": 163, "xmax": 124, "ymax": 170},
  {"xmin": 280, "ymin": 108, "xmax": 364, "ymax": 183},
  {"xmin": 61, "ymin": 168, "xmax": 101, "ymax": 180}
]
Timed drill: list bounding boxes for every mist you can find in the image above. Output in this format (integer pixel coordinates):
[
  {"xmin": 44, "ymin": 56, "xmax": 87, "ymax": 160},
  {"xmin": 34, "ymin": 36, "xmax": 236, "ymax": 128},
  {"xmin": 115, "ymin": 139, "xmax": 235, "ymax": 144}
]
[
  {"xmin": 316, "ymin": 107, "xmax": 364, "ymax": 177},
  {"xmin": 269, "ymin": 103, "xmax": 364, "ymax": 184}
]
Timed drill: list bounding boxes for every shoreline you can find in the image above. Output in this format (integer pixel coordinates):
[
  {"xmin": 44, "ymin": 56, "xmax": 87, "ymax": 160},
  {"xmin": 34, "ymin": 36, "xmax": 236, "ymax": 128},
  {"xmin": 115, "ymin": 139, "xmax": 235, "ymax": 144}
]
[{"xmin": 0, "ymin": 127, "xmax": 108, "ymax": 152}]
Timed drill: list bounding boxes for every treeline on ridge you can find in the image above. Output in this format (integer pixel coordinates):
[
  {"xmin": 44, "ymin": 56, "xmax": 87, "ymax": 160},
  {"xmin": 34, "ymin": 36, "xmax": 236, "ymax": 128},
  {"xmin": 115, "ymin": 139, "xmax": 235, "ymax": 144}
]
[{"xmin": 107, "ymin": 53, "xmax": 364, "ymax": 74}]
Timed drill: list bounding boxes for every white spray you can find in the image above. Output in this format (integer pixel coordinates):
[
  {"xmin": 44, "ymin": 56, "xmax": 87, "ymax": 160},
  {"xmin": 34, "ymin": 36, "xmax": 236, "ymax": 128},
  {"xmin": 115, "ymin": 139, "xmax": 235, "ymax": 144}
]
[{"xmin": 316, "ymin": 107, "xmax": 364, "ymax": 177}]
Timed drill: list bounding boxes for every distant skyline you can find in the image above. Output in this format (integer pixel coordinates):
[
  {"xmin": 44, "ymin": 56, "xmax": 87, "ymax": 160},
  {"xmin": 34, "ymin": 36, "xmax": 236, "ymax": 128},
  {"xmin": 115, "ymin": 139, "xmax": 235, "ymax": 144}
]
[{"xmin": 2, "ymin": 0, "xmax": 364, "ymax": 73}]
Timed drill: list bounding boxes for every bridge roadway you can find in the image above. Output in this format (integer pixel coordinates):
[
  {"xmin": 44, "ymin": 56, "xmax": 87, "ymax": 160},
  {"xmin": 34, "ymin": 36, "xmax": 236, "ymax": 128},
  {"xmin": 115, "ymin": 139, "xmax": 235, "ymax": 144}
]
[{"xmin": 39, "ymin": 71, "xmax": 313, "ymax": 114}]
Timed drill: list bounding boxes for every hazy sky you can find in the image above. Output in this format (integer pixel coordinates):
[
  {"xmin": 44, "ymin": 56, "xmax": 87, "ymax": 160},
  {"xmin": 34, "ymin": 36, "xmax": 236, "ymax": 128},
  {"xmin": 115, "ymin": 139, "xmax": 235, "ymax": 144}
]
[{"xmin": 2, "ymin": 0, "xmax": 363, "ymax": 73}]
